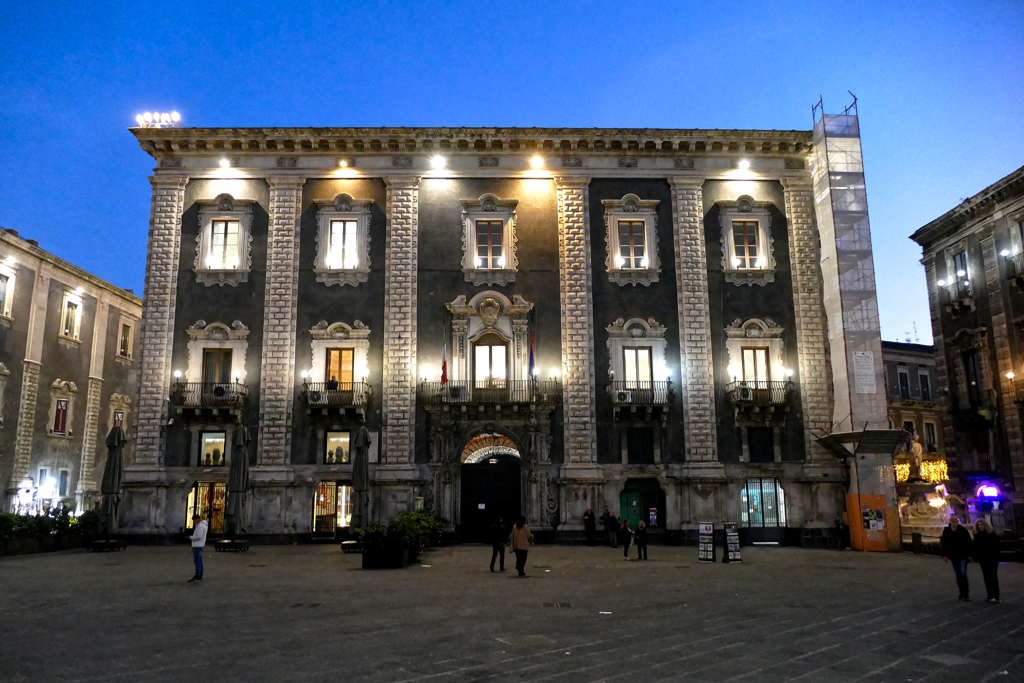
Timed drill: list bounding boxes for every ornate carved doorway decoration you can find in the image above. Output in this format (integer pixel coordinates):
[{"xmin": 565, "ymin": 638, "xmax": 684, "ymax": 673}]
[{"xmin": 459, "ymin": 434, "xmax": 521, "ymax": 542}]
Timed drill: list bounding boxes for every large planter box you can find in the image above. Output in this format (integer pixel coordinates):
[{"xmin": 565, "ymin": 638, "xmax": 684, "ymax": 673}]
[
  {"xmin": 0, "ymin": 536, "xmax": 84, "ymax": 557},
  {"xmin": 361, "ymin": 546, "xmax": 411, "ymax": 569}
]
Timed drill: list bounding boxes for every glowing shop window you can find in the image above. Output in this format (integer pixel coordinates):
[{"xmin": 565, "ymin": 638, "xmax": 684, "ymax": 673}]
[
  {"xmin": 312, "ymin": 483, "xmax": 353, "ymax": 532},
  {"xmin": 187, "ymin": 482, "xmax": 227, "ymax": 533},
  {"xmin": 326, "ymin": 431, "xmax": 350, "ymax": 464},
  {"xmin": 200, "ymin": 431, "xmax": 226, "ymax": 466}
]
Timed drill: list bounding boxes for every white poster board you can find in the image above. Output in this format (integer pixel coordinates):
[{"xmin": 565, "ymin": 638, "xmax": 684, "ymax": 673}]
[{"xmin": 853, "ymin": 351, "xmax": 876, "ymax": 394}]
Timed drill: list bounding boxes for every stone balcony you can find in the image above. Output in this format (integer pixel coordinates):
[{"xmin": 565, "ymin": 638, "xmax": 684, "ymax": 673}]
[
  {"xmin": 726, "ymin": 380, "xmax": 795, "ymax": 420},
  {"xmin": 607, "ymin": 380, "xmax": 673, "ymax": 424},
  {"xmin": 418, "ymin": 380, "xmax": 562, "ymax": 410},
  {"xmin": 299, "ymin": 381, "xmax": 372, "ymax": 419},
  {"xmin": 170, "ymin": 382, "xmax": 247, "ymax": 422},
  {"xmin": 940, "ymin": 279, "xmax": 975, "ymax": 316}
]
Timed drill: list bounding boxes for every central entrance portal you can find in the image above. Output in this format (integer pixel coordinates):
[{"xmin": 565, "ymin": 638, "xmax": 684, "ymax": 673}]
[{"xmin": 459, "ymin": 434, "xmax": 521, "ymax": 542}]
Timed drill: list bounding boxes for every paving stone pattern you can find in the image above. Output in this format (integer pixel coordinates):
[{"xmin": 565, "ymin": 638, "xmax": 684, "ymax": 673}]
[{"xmin": 1, "ymin": 546, "xmax": 1021, "ymax": 682}]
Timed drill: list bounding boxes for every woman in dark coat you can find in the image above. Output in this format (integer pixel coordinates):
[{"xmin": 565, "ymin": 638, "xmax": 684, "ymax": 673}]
[
  {"xmin": 617, "ymin": 519, "xmax": 633, "ymax": 559},
  {"xmin": 973, "ymin": 519, "xmax": 1001, "ymax": 603},
  {"xmin": 634, "ymin": 520, "xmax": 648, "ymax": 560}
]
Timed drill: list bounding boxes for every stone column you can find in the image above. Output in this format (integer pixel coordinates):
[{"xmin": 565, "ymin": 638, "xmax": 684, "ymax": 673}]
[
  {"xmin": 257, "ymin": 177, "xmax": 305, "ymax": 466},
  {"xmin": 76, "ymin": 300, "xmax": 109, "ymax": 509},
  {"xmin": 782, "ymin": 179, "xmax": 832, "ymax": 460},
  {"xmin": 134, "ymin": 175, "xmax": 189, "ymax": 467},
  {"xmin": 668, "ymin": 177, "xmax": 718, "ymax": 463},
  {"xmin": 555, "ymin": 176, "xmax": 598, "ymax": 468}
]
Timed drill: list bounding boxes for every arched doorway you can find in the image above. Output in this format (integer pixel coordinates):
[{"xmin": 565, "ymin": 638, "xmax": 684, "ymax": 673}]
[{"xmin": 459, "ymin": 433, "xmax": 521, "ymax": 542}]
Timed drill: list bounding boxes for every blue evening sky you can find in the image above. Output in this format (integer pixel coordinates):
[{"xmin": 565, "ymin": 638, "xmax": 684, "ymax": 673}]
[{"xmin": 1, "ymin": 1, "xmax": 1021, "ymax": 344}]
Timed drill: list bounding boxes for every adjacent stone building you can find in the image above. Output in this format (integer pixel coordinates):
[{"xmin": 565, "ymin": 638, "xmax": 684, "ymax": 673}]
[
  {"xmin": 0, "ymin": 228, "xmax": 142, "ymax": 513},
  {"xmin": 911, "ymin": 164, "xmax": 1024, "ymax": 532},
  {"xmin": 124, "ymin": 122, "xmax": 887, "ymax": 543}
]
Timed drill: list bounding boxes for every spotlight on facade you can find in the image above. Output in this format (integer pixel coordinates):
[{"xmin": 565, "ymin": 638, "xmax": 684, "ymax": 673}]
[
  {"xmin": 956, "ymin": 270, "xmax": 966, "ymax": 277},
  {"xmin": 937, "ymin": 279, "xmax": 945, "ymax": 286},
  {"xmin": 74, "ymin": 287, "xmax": 84, "ymax": 295},
  {"xmin": 301, "ymin": 370, "xmax": 308, "ymax": 379},
  {"xmin": 1007, "ymin": 371, "xmax": 1015, "ymax": 380},
  {"xmin": 431, "ymin": 155, "xmax": 446, "ymax": 169},
  {"xmin": 173, "ymin": 370, "xmax": 182, "ymax": 379},
  {"xmin": 551, "ymin": 369, "xmax": 559, "ymax": 378},
  {"xmin": 739, "ymin": 159, "xmax": 750, "ymax": 170},
  {"xmin": 136, "ymin": 111, "xmax": 181, "ymax": 128},
  {"xmin": 532, "ymin": 366, "xmax": 539, "ymax": 377},
  {"xmin": 219, "ymin": 158, "xmax": 230, "ymax": 168},
  {"xmin": 530, "ymin": 156, "xmax": 544, "ymax": 169},
  {"xmin": 1001, "ymin": 249, "xmax": 1010, "ymax": 257},
  {"xmin": 339, "ymin": 159, "xmax": 348, "ymax": 168},
  {"xmin": 785, "ymin": 368, "xmax": 794, "ymax": 377},
  {"xmin": 171, "ymin": 111, "xmax": 180, "ymax": 122}
]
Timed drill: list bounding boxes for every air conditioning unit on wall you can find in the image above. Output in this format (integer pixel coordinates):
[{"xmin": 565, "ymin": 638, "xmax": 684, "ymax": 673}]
[
  {"xmin": 736, "ymin": 385, "xmax": 754, "ymax": 401},
  {"xmin": 616, "ymin": 390, "xmax": 632, "ymax": 403}
]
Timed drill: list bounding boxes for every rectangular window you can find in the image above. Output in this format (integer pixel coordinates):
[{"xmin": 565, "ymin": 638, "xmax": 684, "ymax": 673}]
[
  {"xmin": 741, "ymin": 347, "xmax": 770, "ymax": 383},
  {"xmin": 62, "ymin": 300, "xmax": 79, "ymax": 338},
  {"xmin": 924, "ymin": 422, "xmax": 937, "ymax": 450},
  {"xmin": 312, "ymin": 482, "xmax": 353, "ymax": 533},
  {"xmin": 952, "ymin": 250, "xmax": 968, "ymax": 280},
  {"xmin": 963, "ymin": 349, "xmax": 983, "ymax": 406},
  {"xmin": 38, "ymin": 468, "xmax": 48, "ymax": 488},
  {"xmin": 200, "ymin": 431, "xmax": 227, "ymax": 467},
  {"xmin": 617, "ymin": 220, "xmax": 647, "ymax": 269},
  {"xmin": 326, "ymin": 431, "xmax": 350, "ymax": 464},
  {"xmin": 898, "ymin": 369, "xmax": 910, "ymax": 399},
  {"xmin": 59, "ymin": 470, "xmax": 69, "ymax": 497},
  {"xmin": 623, "ymin": 346, "xmax": 653, "ymax": 385},
  {"xmin": 0, "ymin": 273, "xmax": 9, "ymax": 317},
  {"xmin": 119, "ymin": 323, "xmax": 132, "ymax": 358},
  {"xmin": 186, "ymin": 482, "xmax": 227, "ymax": 534},
  {"xmin": 475, "ymin": 220, "xmax": 504, "ymax": 269},
  {"xmin": 202, "ymin": 349, "xmax": 232, "ymax": 384},
  {"xmin": 53, "ymin": 398, "xmax": 69, "ymax": 435},
  {"xmin": 474, "ymin": 339, "xmax": 507, "ymax": 388},
  {"xmin": 741, "ymin": 478, "xmax": 787, "ymax": 528},
  {"xmin": 208, "ymin": 219, "xmax": 240, "ymax": 270},
  {"xmin": 329, "ymin": 219, "xmax": 359, "ymax": 270},
  {"xmin": 748, "ymin": 427, "xmax": 775, "ymax": 463},
  {"xmin": 627, "ymin": 427, "xmax": 655, "ymax": 465},
  {"xmin": 920, "ymin": 373, "xmax": 931, "ymax": 401},
  {"xmin": 903, "ymin": 420, "xmax": 915, "ymax": 435},
  {"xmin": 732, "ymin": 220, "xmax": 762, "ymax": 270},
  {"xmin": 326, "ymin": 348, "xmax": 354, "ymax": 386},
  {"xmin": 113, "ymin": 409, "xmax": 125, "ymax": 427}
]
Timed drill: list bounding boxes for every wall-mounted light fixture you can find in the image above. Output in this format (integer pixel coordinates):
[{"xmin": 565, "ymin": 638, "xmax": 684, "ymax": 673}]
[{"xmin": 135, "ymin": 111, "xmax": 181, "ymax": 128}]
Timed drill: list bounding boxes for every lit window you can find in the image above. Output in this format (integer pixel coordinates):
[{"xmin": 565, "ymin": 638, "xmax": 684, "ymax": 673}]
[
  {"xmin": 328, "ymin": 220, "xmax": 359, "ymax": 270},
  {"xmin": 952, "ymin": 251, "xmax": 968, "ymax": 280},
  {"xmin": 186, "ymin": 482, "xmax": 226, "ymax": 533},
  {"xmin": 200, "ymin": 431, "xmax": 227, "ymax": 467},
  {"xmin": 719, "ymin": 196, "xmax": 774, "ymax": 285},
  {"xmin": 603, "ymin": 194, "xmax": 660, "ymax": 285},
  {"xmin": 118, "ymin": 322, "xmax": 133, "ymax": 358},
  {"xmin": 617, "ymin": 221, "xmax": 647, "ymax": 269},
  {"xmin": 60, "ymin": 291, "xmax": 83, "ymax": 340},
  {"xmin": 0, "ymin": 270, "xmax": 13, "ymax": 318},
  {"xmin": 38, "ymin": 468, "xmax": 48, "ymax": 488},
  {"xmin": 740, "ymin": 478, "xmax": 787, "ymax": 528},
  {"xmin": 53, "ymin": 398, "xmax": 69, "ymax": 435},
  {"xmin": 473, "ymin": 333, "xmax": 508, "ymax": 389},
  {"xmin": 325, "ymin": 431, "xmax": 350, "ymax": 464},
  {"xmin": 59, "ymin": 470, "xmax": 69, "ymax": 497},
  {"xmin": 315, "ymin": 194, "xmax": 373, "ymax": 286},
  {"xmin": 461, "ymin": 194, "xmax": 518, "ymax": 285},
  {"xmin": 476, "ymin": 220, "xmax": 504, "ymax": 269},
  {"xmin": 312, "ymin": 482, "xmax": 353, "ymax": 533},
  {"xmin": 195, "ymin": 194, "xmax": 254, "ymax": 286},
  {"xmin": 623, "ymin": 347, "xmax": 653, "ymax": 385},
  {"xmin": 732, "ymin": 221, "xmax": 761, "ymax": 270},
  {"xmin": 207, "ymin": 220, "xmax": 240, "ymax": 270},
  {"xmin": 326, "ymin": 348, "xmax": 354, "ymax": 386},
  {"xmin": 741, "ymin": 347, "xmax": 770, "ymax": 383}
]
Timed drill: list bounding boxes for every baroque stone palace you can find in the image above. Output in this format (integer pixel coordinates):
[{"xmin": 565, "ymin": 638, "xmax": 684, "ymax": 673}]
[{"xmin": 125, "ymin": 125, "xmax": 872, "ymax": 543}]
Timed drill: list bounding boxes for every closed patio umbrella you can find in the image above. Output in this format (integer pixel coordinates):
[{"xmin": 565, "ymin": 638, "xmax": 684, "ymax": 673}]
[
  {"xmin": 99, "ymin": 426, "xmax": 126, "ymax": 537},
  {"xmin": 224, "ymin": 426, "xmax": 251, "ymax": 539},
  {"xmin": 351, "ymin": 425, "xmax": 371, "ymax": 530}
]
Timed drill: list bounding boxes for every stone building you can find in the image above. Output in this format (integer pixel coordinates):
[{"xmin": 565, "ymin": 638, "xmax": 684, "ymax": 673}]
[
  {"xmin": 911, "ymin": 164, "xmax": 1024, "ymax": 532},
  {"xmin": 0, "ymin": 228, "xmax": 142, "ymax": 513},
  {"xmin": 882, "ymin": 340, "xmax": 945, "ymax": 457},
  {"xmin": 124, "ymin": 120, "xmax": 888, "ymax": 543}
]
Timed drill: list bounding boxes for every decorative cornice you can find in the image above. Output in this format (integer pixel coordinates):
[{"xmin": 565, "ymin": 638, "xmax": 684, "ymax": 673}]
[{"xmin": 911, "ymin": 164, "xmax": 1024, "ymax": 247}]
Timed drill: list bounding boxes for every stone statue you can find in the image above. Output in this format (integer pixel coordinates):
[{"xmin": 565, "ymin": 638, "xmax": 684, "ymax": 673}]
[{"xmin": 908, "ymin": 434, "xmax": 924, "ymax": 481}]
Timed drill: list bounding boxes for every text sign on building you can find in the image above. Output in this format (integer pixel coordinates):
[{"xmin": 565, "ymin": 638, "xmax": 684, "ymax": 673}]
[
  {"xmin": 649, "ymin": 507, "xmax": 658, "ymax": 527},
  {"xmin": 698, "ymin": 522, "xmax": 715, "ymax": 563},
  {"xmin": 724, "ymin": 523, "xmax": 742, "ymax": 563},
  {"xmin": 853, "ymin": 351, "xmax": 876, "ymax": 394}
]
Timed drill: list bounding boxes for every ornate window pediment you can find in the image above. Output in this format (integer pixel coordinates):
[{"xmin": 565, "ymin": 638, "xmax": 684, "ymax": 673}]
[
  {"xmin": 719, "ymin": 196, "xmax": 775, "ymax": 286},
  {"xmin": 47, "ymin": 379, "xmax": 78, "ymax": 439},
  {"xmin": 314, "ymin": 194, "xmax": 373, "ymax": 287},
  {"xmin": 194, "ymin": 194, "xmax": 255, "ymax": 287},
  {"xmin": 605, "ymin": 317, "xmax": 670, "ymax": 381},
  {"xmin": 724, "ymin": 318, "xmax": 789, "ymax": 382},
  {"xmin": 307, "ymin": 320, "xmax": 372, "ymax": 383},
  {"xmin": 185, "ymin": 320, "xmax": 250, "ymax": 384},
  {"xmin": 460, "ymin": 194, "xmax": 519, "ymax": 286},
  {"xmin": 446, "ymin": 292, "xmax": 534, "ymax": 383},
  {"xmin": 603, "ymin": 194, "xmax": 660, "ymax": 286}
]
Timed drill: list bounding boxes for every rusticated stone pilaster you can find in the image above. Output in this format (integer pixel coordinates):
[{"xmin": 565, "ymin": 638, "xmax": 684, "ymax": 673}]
[
  {"xmin": 76, "ymin": 376, "xmax": 104, "ymax": 495},
  {"xmin": 9, "ymin": 361, "xmax": 41, "ymax": 490}
]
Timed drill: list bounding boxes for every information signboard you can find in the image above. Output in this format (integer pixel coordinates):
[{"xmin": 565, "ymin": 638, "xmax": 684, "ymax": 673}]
[
  {"xmin": 698, "ymin": 522, "xmax": 715, "ymax": 562},
  {"xmin": 649, "ymin": 508, "xmax": 658, "ymax": 527},
  {"xmin": 724, "ymin": 523, "xmax": 742, "ymax": 563}
]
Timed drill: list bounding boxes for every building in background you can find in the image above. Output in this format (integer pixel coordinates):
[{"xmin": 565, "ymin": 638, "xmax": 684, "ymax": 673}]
[
  {"xmin": 124, "ymin": 112, "xmax": 889, "ymax": 544},
  {"xmin": 0, "ymin": 229, "xmax": 142, "ymax": 514},
  {"xmin": 882, "ymin": 340, "xmax": 945, "ymax": 460},
  {"xmin": 911, "ymin": 164, "xmax": 1024, "ymax": 533}
]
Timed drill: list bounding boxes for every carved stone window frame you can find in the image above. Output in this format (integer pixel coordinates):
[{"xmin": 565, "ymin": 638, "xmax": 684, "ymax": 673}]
[
  {"xmin": 185, "ymin": 320, "xmax": 250, "ymax": 384},
  {"xmin": 59, "ymin": 289, "xmax": 84, "ymax": 345},
  {"xmin": 313, "ymin": 193, "xmax": 373, "ymax": 287},
  {"xmin": 942, "ymin": 239, "xmax": 970, "ymax": 284},
  {"xmin": 194, "ymin": 194, "xmax": 255, "ymax": 287},
  {"xmin": 0, "ymin": 260, "xmax": 16, "ymax": 322},
  {"xmin": 723, "ymin": 318, "xmax": 788, "ymax": 382},
  {"xmin": 308, "ymin": 320, "xmax": 372, "ymax": 382},
  {"xmin": 108, "ymin": 393, "xmax": 132, "ymax": 435},
  {"xmin": 605, "ymin": 317, "xmax": 670, "ymax": 382},
  {"xmin": 115, "ymin": 313, "xmax": 137, "ymax": 365},
  {"xmin": 602, "ymin": 194, "xmax": 660, "ymax": 286},
  {"xmin": 719, "ymin": 195, "xmax": 775, "ymax": 286},
  {"xmin": 460, "ymin": 194, "xmax": 519, "ymax": 286},
  {"xmin": 47, "ymin": 379, "xmax": 78, "ymax": 439},
  {"xmin": 446, "ymin": 292, "xmax": 534, "ymax": 383}
]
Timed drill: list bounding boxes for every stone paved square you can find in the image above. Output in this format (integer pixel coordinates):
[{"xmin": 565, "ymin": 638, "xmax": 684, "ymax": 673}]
[{"xmin": 1, "ymin": 545, "xmax": 1022, "ymax": 682}]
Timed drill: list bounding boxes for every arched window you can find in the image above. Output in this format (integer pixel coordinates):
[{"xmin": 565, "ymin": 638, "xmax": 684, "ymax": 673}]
[{"xmin": 473, "ymin": 333, "xmax": 508, "ymax": 389}]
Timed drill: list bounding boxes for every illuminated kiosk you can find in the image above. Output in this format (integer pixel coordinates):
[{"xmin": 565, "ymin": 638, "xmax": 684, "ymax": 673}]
[{"xmin": 816, "ymin": 429, "xmax": 903, "ymax": 551}]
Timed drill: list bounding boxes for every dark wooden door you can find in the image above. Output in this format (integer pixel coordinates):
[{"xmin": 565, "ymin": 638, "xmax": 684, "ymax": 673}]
[{"xmin": 459, "ymin": 453, "xmax": 521, "ymax": 542}]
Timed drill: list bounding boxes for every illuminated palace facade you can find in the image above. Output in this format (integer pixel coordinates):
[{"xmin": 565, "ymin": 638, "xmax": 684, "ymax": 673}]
[{"xmin": 124, "ymin": 125, "xmax": 856, "ymax": 543}]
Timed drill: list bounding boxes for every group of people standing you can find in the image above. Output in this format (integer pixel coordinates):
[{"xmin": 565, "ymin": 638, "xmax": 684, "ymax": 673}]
[
  {"xmin": 940, "ymin": 516, "xmax": 1002, "ymax": 603},
  {"xmin": 582, "ymin": 506, "xmax": 649, "ymax": 560}
]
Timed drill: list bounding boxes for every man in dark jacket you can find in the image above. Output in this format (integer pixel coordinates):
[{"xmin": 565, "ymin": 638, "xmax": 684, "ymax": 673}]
[
  {"xmin": 941, "ymin": 516, "xmax": 974, "ymax": 600},
  {"xmin": 489, "ymin": 517, "xmax": 507, "ymax": 572},
  {"xmin": 583, "ymin": 507, "xmax": 597, "ymax": 546},
  {"xmin": 600, "ymin": 506, "xmax": 617, "ymax": 547}
]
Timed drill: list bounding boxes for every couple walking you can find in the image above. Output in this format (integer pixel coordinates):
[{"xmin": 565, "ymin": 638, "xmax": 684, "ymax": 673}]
[
  {"xmin": 941, "ymin": 516, "xmax": 1001, "ymax": 603},
  {"xmin": 617, "ymin": 519, "xmax": 648, "ymax": 560},
  {"xmin": 489, "ymin": 515, "xmax": 534, "ymax": 576}
]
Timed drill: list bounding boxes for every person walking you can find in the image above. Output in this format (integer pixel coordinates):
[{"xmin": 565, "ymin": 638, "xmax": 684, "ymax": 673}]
[
  {"xmin": 973, "ymin": 519, "xmax": 1001, "ymax": 603},
  {"xmin": 941, "ymin": 515, "xmax": 974, "ymax": 601},
  {"xmin": 634, "ymin": 520, "xmax": 648, "ymax": 560},
  {"xmin": 509, "ymin": 515, "xmax": 534, "ymax": 577},
  {"xmin": 618, "ymin": 519, "xmax": 633, "ymax": 560},
  {"xmin": 600, "ymin": 506, "xmax": 616, "ymax": 547},
  {"xmin": 188, "ymin": 513, "xmax": 208, "ymax": 583},
  {"xmin": 583, "ymin": 507, "xmax": 597, "ymax": 546},
  {"xmin": 489, "ymin": 516, "xmax": 507, "ymax": 573}
]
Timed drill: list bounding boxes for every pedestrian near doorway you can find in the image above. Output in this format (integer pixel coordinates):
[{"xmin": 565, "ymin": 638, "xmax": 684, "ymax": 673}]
[
  {"xmin": 634, "ymin": 520, "xmax": 648, "ymax": 560},
  {"xmin": 941, "ymin": 516, "xmax": 973, "ymax": 601},
  {"xmin": 489, "ymin": 516, "xmax": 507, "ymax": 572},
  {"xmin": 188, "ymin": 514, "xmax": 208, "ymax": 583},
  {"xmin": 973, "ymin": 519, "xmax": 1001, "ymax": 603},
  {"xmin": 618, "ymin": 519, "xmax": 633, "ymax": 559},
  {"xmin": 583, "ymin": 507, "xmax": 596, "ymax": 546},
  {"xmin": 509, "ymin": 516, "xmax": 534, "ymax": 577},
  {"xmin": 600, "ymin": 506, "xmax": 617, "ymax": 547}
]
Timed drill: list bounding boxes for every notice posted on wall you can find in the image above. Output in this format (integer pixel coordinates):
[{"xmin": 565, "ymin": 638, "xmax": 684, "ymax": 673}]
[
  {"xmin": 853, "ymin": 351, "xmax": 876, "ymax": 394},
  {"xmin": 724, "ymin": 523, "xmax": 742, "ymax": 563},
  {"xmin": 649, "ymin": 507, "xmax": 658, "ymax": 528},
  {"xmin": 698, "ymin": 522, "xmax": 715, "ymax": 563}
]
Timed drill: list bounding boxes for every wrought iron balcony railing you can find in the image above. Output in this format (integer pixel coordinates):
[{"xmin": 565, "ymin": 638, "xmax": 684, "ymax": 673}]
[
  {"xmin": 941, "ymin": 279, "xmax": 972, "ymax": 304},
  {"xmin": 171, "ymin": 382, "xmax": 247, "ymax": 408},
  {"xmin": 300, "ymin": 381, "xmax": 371, "ymax": 407},
  {"xmin": 608, "ymin": 381, "xmax": 673, "ymax": 406},
  {"xmin": 418, "ymin": 380, "xmax": 562, "ymax": 405},
  {"xmin": 1005, "ymin": 252, "xmax": 1024, "ymax": 279},
  {"xmin": 726, "ymin": 380, "xmax": 794, "ymax": 407}
]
